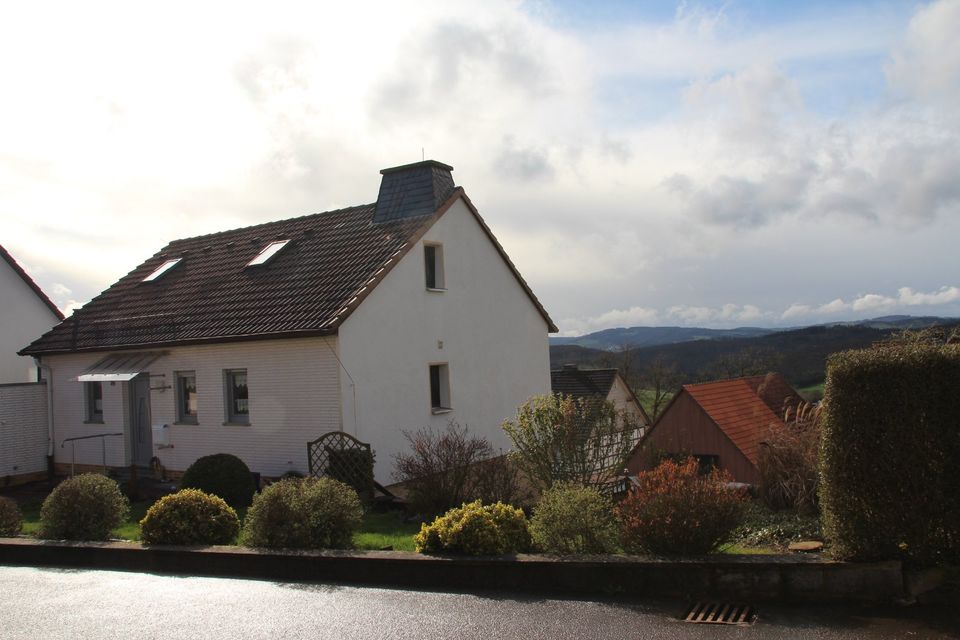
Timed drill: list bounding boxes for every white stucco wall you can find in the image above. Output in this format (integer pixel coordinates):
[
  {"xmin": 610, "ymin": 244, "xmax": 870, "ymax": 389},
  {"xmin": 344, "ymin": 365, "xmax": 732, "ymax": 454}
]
[
  {"xmin": 0, "ymin": 256, "xmax": 62, "ymax": 383},
  {"xmin": 608, "ymin": 376, "xmax": 649, "ymax": 427},
  {"xmin": 337, "ymin": 197, "xmax": 553, "ymax": 482},
  {"xmin": 41, "ymin": 337, "xmax": 342, "ymax": 477}
]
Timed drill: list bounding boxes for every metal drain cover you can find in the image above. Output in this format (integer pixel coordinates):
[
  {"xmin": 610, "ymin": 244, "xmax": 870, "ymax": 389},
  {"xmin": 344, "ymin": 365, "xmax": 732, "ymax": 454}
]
[{"xmin": 683, "ymin": 602, "xmax": 756, "ymax": 626}]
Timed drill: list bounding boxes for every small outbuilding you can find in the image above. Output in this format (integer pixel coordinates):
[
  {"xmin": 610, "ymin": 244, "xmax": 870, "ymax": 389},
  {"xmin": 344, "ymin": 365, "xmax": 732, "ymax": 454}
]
[{"xmin": 626, "ymin": 372, "xmax": 804, "ymax": 484}]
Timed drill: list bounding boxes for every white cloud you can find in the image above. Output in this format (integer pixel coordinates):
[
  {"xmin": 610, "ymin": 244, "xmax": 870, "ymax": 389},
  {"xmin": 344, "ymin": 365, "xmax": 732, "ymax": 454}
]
[
  {"xmin": 0, "ymin": 0, "xmax": 957, "ymax": 335},
  {"xmin": 897, "ymin": 286, "xmax": 960, "ymax": 306},
  {"xmin": 886, "ymin": 0, "xmax": 960, "ymax": 105}
]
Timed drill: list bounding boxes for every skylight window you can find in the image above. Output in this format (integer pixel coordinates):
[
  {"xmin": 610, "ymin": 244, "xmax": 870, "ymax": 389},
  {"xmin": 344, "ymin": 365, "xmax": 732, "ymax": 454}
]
[
  {"xmin": 247, "ymin": 239, "xmax": 290, "ymax": 266},
  {"xmin": 142, "ymin": 258, "xmax": 182, "ymax": 282}
]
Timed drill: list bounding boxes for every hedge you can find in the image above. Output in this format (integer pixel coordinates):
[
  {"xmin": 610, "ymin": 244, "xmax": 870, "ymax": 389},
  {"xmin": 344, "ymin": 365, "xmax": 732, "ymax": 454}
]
[{"xmin": 820, "ymin": 340, "xmax": 960, "ymax": 565}]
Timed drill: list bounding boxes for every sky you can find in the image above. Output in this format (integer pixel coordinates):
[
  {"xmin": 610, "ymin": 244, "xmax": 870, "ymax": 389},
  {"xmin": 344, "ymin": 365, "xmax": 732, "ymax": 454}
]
[{"xmin": 2, "ymin": 0, "xmax": 959, "ymax": 336}]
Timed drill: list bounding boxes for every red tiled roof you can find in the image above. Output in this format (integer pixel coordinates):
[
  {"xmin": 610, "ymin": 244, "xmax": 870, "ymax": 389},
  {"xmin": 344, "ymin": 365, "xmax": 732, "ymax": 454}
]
[
  {"xmin": 0, "ymin": 244, "xmax": 64, "ymax": 321},
  {"xmin": 683, "ymin": 373, "xmax": 804, "ymax": 465}
]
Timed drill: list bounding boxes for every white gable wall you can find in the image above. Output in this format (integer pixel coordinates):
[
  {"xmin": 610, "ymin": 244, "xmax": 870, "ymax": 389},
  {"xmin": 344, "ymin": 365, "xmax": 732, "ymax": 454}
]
[
  {"xmin": 41, "ymin": 336, "xmax": 342, "ymax": 477},
  {"xmin": 0, "ymin": 257, "xmax": 61, "ymax": 383},
  {"xmin": 338, "ymin": 197, "xmax": 552, "ymax": 482},
  {"xmin": 608, "ymin": 375, "xmax": 649, "ymax": 427}
]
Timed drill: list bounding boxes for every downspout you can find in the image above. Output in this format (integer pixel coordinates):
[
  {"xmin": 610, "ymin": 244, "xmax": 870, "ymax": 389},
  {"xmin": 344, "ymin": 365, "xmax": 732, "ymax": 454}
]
[
  {"xmin": 35, "ymin": 357, "xmax": 55, "ymax": 479},
  {"xmin": 322, "ymin": 337, "xmax": 359, "ymax": 436}
]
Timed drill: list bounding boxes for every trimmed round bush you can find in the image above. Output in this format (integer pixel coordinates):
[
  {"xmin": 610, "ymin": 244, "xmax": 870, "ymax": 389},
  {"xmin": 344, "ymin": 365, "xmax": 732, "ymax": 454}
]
[
  {"xmin": 140, "ymin": 489, "xmax": 240, "ymax": 546},
  {"xmin": 618, "ymin": 458, "xmax": 746, "ymax": 555},
  {"xmin": 241, "ymin": 477, "xmax": 363, "ymax": 549},
  {"xmin": 39, "ymin": 474, "xmax": 130, "ymax": 541},
  {"xmin": 415, "ymin": 500, "xmax": 530, "ymax": 556},
  {"xmin": 0, "ymin": 496, "xmax": 23, "ymax": 537},
  {"xmin": 180, "ymin": 453, "xmax": 256, "ymax": 509},
  {"xmin": 530, "ymin": 483, "xmax": 619, "ymax": 555}
]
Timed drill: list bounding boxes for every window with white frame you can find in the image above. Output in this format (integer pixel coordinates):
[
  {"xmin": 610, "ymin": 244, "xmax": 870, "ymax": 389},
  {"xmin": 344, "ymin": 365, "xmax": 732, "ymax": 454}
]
[
  {"xmin": 429, "ymin": 363, "xmax": 451, "ymax": 413},
  {"xmin": 224, "ymin": 369, "xmax": 249, "ymax": 424},
  {"xmin": 175, "ymin": 371, "xmax": 198, "ymax": 424},
  {"xmin": 424, "ymin": 243, "xmax": 445, "ymax": 290},
  {"xmin": 84, "ymin": 381, "xmax": 103, "ymax": 423}
]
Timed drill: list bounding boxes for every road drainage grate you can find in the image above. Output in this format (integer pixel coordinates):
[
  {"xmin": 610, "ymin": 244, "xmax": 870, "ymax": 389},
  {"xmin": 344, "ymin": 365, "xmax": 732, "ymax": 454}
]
[{"xmin": 682, "ymin": 602, "xmax": 756, "ymax": 626}]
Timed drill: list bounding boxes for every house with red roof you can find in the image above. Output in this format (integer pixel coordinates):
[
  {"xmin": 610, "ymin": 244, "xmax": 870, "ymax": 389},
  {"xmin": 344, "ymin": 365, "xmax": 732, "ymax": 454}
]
[
  {"xmin": 626, "ymin": 373, "xmax": 804, "ymax": 484},
  {"xmin": 0, "ymin": 245, "xmax": 64, "ymax": 383},
  {"xmin": 19, "ymin": 161, "xmax": 557, "ymax": 483}
]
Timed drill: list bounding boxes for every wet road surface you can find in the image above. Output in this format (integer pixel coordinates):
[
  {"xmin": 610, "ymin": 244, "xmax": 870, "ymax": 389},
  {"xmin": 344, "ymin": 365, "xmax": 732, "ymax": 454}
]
[{"xmin": 0, "ymin": 566, "xmax": 958, "ymax": 639}]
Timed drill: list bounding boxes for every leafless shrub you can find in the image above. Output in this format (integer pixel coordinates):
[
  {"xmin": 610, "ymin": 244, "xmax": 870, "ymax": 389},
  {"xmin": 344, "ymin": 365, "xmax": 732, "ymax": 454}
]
[{"xmin": 393, "ymin": 423, "xmax": 526, "ymax": 515}]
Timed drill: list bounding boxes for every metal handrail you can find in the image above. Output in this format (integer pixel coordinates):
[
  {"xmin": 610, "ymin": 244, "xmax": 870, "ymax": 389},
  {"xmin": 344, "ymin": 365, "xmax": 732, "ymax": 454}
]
[{"xmin": 61, "ymin": 433, "xmax": 123, "ymax": 477}]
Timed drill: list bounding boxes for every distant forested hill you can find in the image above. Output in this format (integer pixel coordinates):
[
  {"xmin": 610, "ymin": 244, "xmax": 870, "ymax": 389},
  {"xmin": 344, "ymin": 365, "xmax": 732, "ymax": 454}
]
[{"xmin": 550, "ymin": 320, "xmax": 960, "ymax": 388}]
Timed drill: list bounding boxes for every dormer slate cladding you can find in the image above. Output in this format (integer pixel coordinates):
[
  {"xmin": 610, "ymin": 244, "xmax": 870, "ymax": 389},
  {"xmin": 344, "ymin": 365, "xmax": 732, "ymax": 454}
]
[{"xmin": 374, "ymin": 160, "xmax": 455, "ymax": 223}]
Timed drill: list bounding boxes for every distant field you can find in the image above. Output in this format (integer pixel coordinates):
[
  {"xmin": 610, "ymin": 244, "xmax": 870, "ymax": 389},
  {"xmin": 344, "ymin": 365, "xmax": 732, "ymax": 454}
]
[
  {"xmin": 797, "ymin": 382, "xmax": 824, "ymax": 402},
  {"xmin": 636, "ymin": 389, "xmax": 673, "ymax": 419}
]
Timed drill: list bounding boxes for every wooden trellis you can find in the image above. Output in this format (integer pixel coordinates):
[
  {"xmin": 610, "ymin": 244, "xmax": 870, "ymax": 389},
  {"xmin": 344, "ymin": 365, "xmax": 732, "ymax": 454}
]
[{"xmin": 307, "ymin": 431, "xmax": 375, "ymax": 501}]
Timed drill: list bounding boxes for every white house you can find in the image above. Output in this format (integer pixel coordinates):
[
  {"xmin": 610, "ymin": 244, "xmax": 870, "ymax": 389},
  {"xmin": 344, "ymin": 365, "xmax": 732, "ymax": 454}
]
[
  {"xmin": 550, "ymin": 364, "xmax": 650, "ymax": 429},
  {"xmin": 0, "ymin": 245, "xmax": 64, "ymax": 383},
  {"xmin": 20, "ymin": 161, "xmax": 557, "ymax": 483}
]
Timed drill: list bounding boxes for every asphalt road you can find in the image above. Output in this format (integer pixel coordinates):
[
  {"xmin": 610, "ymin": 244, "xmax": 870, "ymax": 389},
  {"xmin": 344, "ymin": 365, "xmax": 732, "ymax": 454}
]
[{"xmin": 1, "ymin": 566, "xmax": 958, "ymax": 639}]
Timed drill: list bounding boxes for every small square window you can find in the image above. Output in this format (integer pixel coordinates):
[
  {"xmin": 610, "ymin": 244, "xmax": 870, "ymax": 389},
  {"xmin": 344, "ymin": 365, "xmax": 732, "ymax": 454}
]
[
  {"xmin": 429, "ymin": 363, "xmax": 451, "ymax": 413},
  {"xmin": 224, "ymin": 369, "xmax": 249, "ymax": 425},
  {"xmin": 424, "ymin": 243, "xmax": 445, "ymax": 290},
  {"xmin": 175, "ymin": 371, "xmax": 198, "ymax": 424},
  {"xmin": 85, "ymin": 381, "xmax": 103, "ymax": 422}
]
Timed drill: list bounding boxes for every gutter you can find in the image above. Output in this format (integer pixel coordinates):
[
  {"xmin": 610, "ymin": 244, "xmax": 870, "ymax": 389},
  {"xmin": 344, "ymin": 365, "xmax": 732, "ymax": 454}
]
[{"xmin": 34, "ymin": 357, "xmax": 55, "ymax": 477}]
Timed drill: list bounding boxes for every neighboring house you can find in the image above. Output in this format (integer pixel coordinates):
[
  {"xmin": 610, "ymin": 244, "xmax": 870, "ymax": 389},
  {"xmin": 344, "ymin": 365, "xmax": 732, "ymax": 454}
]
[
  {"xmin": 626, "ymin": 373, "xmax": 804, "ymax": 484},
  {"xmin": 0, "ymin": 244, "xmax": 64, "ymax": 383},
  {"xmin": 20, "ymin": 160, "xmax": 557, "ymax": 482},
  {"xmin": 550, "ymin": 363, "xmax": 650, "ymax": 429}
]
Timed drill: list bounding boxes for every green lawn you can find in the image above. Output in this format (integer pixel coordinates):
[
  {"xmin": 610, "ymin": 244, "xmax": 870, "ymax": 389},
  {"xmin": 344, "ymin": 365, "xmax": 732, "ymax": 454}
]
[{"xmin": 352, "ymin": 511, "xmax": 420, "ymax": 551}]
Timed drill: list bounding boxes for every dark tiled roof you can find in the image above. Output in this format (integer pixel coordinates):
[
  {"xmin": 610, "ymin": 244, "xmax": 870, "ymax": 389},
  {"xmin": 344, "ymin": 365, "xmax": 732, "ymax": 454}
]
[
  {"xmin": 551, "ymin": 366, "xmax": 618, "ymax": 400},
  {"xmin": 0, "ymin": 244, "xmax": 64, "ymax": 321},
  {"xmin": 22, "ymin": 162, "xmax": 558, "ymax": 355},
  {"xmin": 682, "ymin": 373, "xmax": 804, "ymax": 465},
  {"xmin": 22, "ymin": 203, "xmax": 428, "ymax": 354}
]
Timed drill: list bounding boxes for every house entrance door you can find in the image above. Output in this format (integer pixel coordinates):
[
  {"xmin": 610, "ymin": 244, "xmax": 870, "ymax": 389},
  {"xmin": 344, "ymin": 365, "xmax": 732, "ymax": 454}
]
[{"xmin": 129, "ymin": 374, "xmax": 153, "ymax": 466}]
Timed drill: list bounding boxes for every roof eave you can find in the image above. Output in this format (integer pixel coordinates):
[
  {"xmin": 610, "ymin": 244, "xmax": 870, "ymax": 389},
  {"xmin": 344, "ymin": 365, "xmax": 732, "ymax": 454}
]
[
  {"xmin": 18, "ymin": 326, "xmax": 339, "ymax": 358},
  {"xmin": 0, "ymin": 245, "xmax": 65, "ymax": 321}
]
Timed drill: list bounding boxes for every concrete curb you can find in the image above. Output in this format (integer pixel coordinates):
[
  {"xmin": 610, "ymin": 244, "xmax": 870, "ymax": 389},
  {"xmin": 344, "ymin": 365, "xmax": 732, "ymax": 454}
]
[{"xmin": 0, "ymin": 538, "xmax": 904, "ymax": 603}]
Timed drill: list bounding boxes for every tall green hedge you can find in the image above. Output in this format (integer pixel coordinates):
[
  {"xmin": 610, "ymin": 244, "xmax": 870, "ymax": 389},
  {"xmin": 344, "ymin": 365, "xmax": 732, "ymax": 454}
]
[{"xmin": 820, "ymin": 341, "xmax": 960, "ymax": 565}]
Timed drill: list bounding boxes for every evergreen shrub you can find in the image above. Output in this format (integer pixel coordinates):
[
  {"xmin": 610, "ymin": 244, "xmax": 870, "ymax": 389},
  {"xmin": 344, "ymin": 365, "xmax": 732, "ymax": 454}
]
[
  {"xmin": 140, "ymin": 489, "xmax": 240, "ymax": 546},
  {"xmin": 529, "ymin": 483, "xmax": 620, "ymax": 554},
  {"xmin": 241, "ymin": 477, "xmax": 363, "ymax": 549},
  {"xmin": 415, "ymin": 500, "xmax": 530, "ymax": 555},
  {"xmin": 0, "ymin": 496, "xmax": 22, "ymax": 537},
  {"xmin": 38, "ymin": 474, "xmax": 130, "ymax": 540},
  {"xmin": 180, "ymin": 453, "xmax": 257, "ymax": 509},
  {"xmin": 820, "ymin": 340, "xmax": 960, "ymax": 565}
]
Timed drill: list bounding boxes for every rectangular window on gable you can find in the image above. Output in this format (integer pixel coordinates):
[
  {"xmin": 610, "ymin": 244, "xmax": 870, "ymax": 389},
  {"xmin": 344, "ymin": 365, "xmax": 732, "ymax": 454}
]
[
  {"xmin": 424, "ymin": 243, "xmax": 445, "ymax": 290},
  {"xmin": 175, "ymin": 371, "xmax": 198, "ymax": 424},
  {"xmin": 84, "ymin": 381, "xmax": 103, "ymax": 423},
  {"xmin": 429, "ymin": 363, "xmax": 451, "ymax": 413},
  {"xmin": 224, "ymin": 369, "xmax": 249, "ymax": 425}
]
